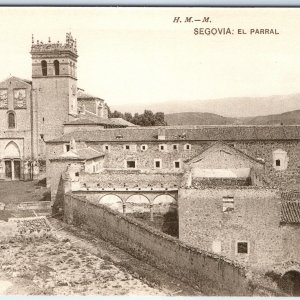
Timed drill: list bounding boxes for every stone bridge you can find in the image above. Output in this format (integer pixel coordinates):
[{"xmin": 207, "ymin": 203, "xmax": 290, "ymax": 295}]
[{"xmin": 72, "ymin": 187, "xmax": 178, "ymax": 221}]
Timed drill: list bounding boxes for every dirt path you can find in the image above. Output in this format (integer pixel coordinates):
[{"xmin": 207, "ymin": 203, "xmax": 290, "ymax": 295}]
[
  {"xmin": 0, "ymin": 217, "xmax": 201, "ymax": 295},
  {"xmin": 49, "ymin": 218, "xmax": 202, "ymax": 296}
]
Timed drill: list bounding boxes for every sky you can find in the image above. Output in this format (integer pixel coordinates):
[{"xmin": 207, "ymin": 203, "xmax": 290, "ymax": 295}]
[{"xmin": 1, "ymin": 7, "xmax": 300, "ymax": 110}]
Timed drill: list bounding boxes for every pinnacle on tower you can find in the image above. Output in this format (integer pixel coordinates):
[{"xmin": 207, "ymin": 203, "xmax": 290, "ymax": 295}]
[{"xmin": 31, "ymin": 33, "xmax": 78, "ymax": 55}]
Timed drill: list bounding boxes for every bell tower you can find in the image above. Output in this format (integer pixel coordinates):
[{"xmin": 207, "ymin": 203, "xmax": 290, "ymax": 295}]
[{"xmin": 31, "ymin": 33, "xmax": 78, "ymax": 157}]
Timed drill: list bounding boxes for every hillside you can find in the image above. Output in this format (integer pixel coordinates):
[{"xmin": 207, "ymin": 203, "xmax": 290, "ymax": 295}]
[
  {"xmin": 165, "ymin": 112, "xmax": 238, "ymax": 126},
  {"xmin": 164, "ymin": 110, "xmax": 300, "ymax": 126},
  {"xmin": 113, "ymin": 93, "xmax": 300, "ymax": 118},
  {"xmin": 244, "ymin": 109, "xmax": 300, "ymax": 125}
]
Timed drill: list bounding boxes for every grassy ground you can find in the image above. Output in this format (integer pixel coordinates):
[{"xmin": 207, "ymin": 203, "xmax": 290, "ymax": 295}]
[{"xmin": 0, "ymin": 180, "xmax": 50, "ymax": 204}]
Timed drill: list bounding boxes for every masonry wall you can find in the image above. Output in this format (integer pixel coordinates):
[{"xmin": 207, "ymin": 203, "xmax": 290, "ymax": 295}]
[
  {"xmin": 64, "ymin": 194, "xmax": 242, "ymax": 295},
  {"xmin": 47, "ymin": 159, "xmax": 83, "ymax": 203},
  {"xmin": 33, "ymin": 76, "xmax": 76, "ymax": 152},
  {"xmin": 77, "ymin": 99, "xmax": 96, "ymax": 114},
  {"xmin": 64, "ymin": 193, "xmax": 284, "ymax": 296},
  {"xmin": 234, "ymin": 140, "xmax": 300, "ymax": 189},
  {"xmin": 0, "ymin": 77, "xmax": 33, "ymax": 161},
  {"xmin": 47, "ymin": 139, "xmax": 300, "ymax": 190},
  {"xmin": 178, "ymin": 187, "xmax": 300, "ymax": 270}
]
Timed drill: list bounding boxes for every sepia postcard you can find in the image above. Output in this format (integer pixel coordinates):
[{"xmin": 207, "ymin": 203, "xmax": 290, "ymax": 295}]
[{"xmin": 0, "ymin": 6, "xmax": 299, "ymax": 296}]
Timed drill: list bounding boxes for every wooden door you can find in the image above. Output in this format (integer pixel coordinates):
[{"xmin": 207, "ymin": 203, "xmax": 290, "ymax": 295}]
[
  {"xmin": 14, "ymin": 160, "xmax": 21, "ymax": 180},
  {"xmin": 5, "ymin": 160, "xmax": 12, "ymax": 179}
]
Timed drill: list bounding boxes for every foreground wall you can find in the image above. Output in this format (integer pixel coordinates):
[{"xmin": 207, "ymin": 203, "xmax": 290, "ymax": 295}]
[{"xmin": 64, "ymin": 193, "xmax": 282, "ymax": 296}]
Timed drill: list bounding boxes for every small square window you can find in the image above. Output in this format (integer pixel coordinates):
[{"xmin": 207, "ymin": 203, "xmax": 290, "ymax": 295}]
[
  {"xmin": 125, "ymin": 145, "xmax": 130, "ymax": 150},
  {"xmin": 154, "ymin": 159, "xmax": 162, "ymax": 169},
  {"xmin": 223, "ymin": 197, "xmax": 234, "ymax": 212},
  {"xmin": 173, "ymin": 144, "xmax": 178, "ymax": 150},
  {"xmin": 174, "ymin": 161, "xmax": 180, "ymax": 169},
  {"xmin": 276, "ymin": 159, "xmax": 280, "ymax": 166},
  {"xmin": 75, "ymin": 172, "xmax": 79, "ymax": 177},
  {"xmin": 184, "ymin": 144, "xmax": 191, "ymax": 150},
  {"xmin": 103, "ymin": 144, "xmax": 110, "ymax": 151},
  {"xmin": 64, "ymin": 144, "xmax": 70, "ymax": 152},
  {"xmin": 141, "ymin": 144, "xmax": 148, "ymax": 151},
  {"xmin": 127, "ymin": 160, "xmax": 136, "ymax": 168},
  {"xmin": 237, "ymin": 242, "xmax": 248, "ymax": 254}
]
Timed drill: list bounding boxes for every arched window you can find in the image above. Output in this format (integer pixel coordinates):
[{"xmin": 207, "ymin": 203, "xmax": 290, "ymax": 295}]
[
  {"xmin": 8, "ymin": 111, "xmax": 15, "ymax": 129},
  {"xmin": 41, "ymin": 60, "xmax": 47, "ymax": 76},
  {"xmin": 54, "ymin": 60, "xmax": 59, "ymax": 75}
]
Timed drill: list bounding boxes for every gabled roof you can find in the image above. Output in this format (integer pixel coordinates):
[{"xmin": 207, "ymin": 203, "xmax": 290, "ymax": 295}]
[
  {"xmin": 109, "ymin": 118, "xmax": 138, "ymax": 127},
  {"xmin": 185, "ymin": 141, "xmax": 265, "ymax": 165},
  {"xmin": 47, "ymin": 125, "xmax": 300, "ymax": 143},
  {"xmin": 65, "ymin": 114, "xmax": 137, "ymax": 127},
  {"xmin": 52, "ymin": 147, "xmax": 104, "ymax": 161},
  {"xmin": 0, "ymin": 76, "xmax": 32, "ymax": 86}
]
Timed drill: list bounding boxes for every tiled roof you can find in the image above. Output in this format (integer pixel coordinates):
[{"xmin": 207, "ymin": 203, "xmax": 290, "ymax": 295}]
[
  {"xmin": 76, "ymin": 147, "xmax": 104, "ymax": 160},
  {"xmin": 52, "ymin": 147, "xmax": 104, "ymax": 161},
  {"xmin": 281, "ymin": 190, "xmax": 300, "ymax": 201},
  {"xmin": 281, "ymin": 201, "xmax": 300, "ymax": 224},
  {"xmin": 77, "ymin": 90, "xmax": 103, "ymax": 100},
  {"xmin": 12, "ymin": 76, "xmax": 32, "ymax": 85},
  {"xmin": 65, "ymin": 114, "xmax": 137, "ymax": 127},
  {"xmin": 47, "ymin": 125, "xmax": 300, "ymax": 143},
  {"xmin": 109, "ymin": 118, "xmax": 138, "ymax": 127},
  {"xmin": 65, "ymin": 118, "xmax": 98, "ymax": 125},
  {"xmin": 0, "ymin": 76, "xmax": 32, "ymax": 86}
]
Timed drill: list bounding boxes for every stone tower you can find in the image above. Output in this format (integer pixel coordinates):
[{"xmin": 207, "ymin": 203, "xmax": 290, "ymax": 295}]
[{"xmin": 30, "ymin": 33, "xmax": 78, "ymax": 158}]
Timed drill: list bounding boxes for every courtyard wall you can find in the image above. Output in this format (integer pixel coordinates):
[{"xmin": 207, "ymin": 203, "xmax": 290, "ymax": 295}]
[{"xmin": 63, "ymin": 193, "xmax": 283, "ymax": 296}]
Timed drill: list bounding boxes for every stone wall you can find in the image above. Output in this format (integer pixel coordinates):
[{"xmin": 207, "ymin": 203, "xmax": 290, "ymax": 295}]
[
  {"xmin": 47, "ymin": 139, "xmax": 300, "ymax": 190},
  {"xmin": 63, "ymin": 193, "xmax": 283, "ymax": 296},
  {"xmin": 0, "ymin": 77, "xmax": 33, "ymax": 175},
  {"xmin": 234, "ymin": 140, "xmax": 300, "ymax": 190},
  {"xmin": 178, "ymin": 187, "xmax": 300, "ymax": 269},
  {"xmin": 77, "ymin": 170, "xmax": 182, "ymax": 189}
]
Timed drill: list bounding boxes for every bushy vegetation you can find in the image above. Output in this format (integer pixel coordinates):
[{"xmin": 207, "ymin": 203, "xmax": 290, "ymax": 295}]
[{"xmin": 108, "ymin": 108, "xmax": 167, "ymax": 126}]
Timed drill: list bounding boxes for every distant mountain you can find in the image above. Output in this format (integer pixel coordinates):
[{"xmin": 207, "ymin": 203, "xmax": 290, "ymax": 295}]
[
  {"xmin": 164, "ymin": 110, "xmax": 300, "ymax": 126},
  {"xmin": 112, "ymin": 93, "xmax": 300, "ymax": 118},
  {"xmin": 244, "ymin": 109, "xmax": 300, "ymax": 125},
  {"xmin": 165, "ymin": 112, "xmax": 238, "ymax": 126}
]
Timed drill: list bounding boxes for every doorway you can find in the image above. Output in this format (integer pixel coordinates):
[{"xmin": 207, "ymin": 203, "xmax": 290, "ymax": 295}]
[{"xmin": 4, "ymin": 159, "xmax": 21, "ymax": 180}]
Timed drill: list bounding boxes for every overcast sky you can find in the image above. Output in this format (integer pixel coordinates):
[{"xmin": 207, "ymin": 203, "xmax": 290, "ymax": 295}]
[{"xmin": 0, "ymin": 7, "xmax": 300, "ymax": 109}]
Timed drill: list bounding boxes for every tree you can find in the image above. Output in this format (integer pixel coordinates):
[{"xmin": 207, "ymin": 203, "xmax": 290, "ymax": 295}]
[{"xmin": 106, "ymin": 104, "xmax": 167, "ymax": 126}]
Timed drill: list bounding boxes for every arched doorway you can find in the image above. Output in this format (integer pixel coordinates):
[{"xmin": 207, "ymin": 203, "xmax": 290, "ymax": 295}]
[
  {"xmin": 279, "ymin": 271, "xmax": 300, "ymax": 296},
  {"xmin": 99, "ymin": 195, "xmax": 123, "ymax": 213},
  {"xmin": 4, "ymin": 141, "xmax": 21, "ymax": 180}
]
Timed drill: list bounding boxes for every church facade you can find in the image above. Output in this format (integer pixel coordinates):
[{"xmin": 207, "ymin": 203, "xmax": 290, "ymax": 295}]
[{"xmin": 0, "ymin": 33, "xmax": 130, "ymax": 181}]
